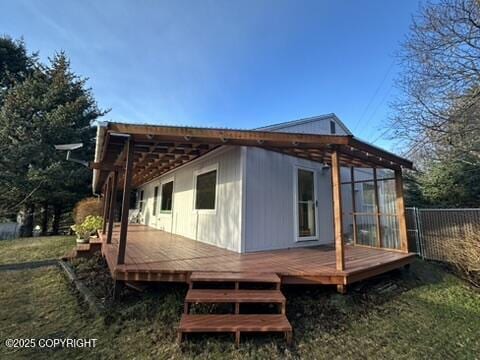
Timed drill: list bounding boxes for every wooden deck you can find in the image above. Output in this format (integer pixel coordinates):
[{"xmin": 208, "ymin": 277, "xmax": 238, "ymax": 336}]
[{"xmin": 100, "ymin": 224, "xmax": 414, "ymax": 286}]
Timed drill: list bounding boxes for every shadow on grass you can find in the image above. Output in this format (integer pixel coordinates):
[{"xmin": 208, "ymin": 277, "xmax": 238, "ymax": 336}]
[{"xmin": 283, "ymin": 260, "xmax": 449, "ymax": 338}]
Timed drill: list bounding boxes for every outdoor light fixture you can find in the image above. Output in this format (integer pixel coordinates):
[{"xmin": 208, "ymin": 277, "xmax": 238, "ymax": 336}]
[{"xmin": 54, "ymin": 143, "xmax": 89, "ymax": 167}]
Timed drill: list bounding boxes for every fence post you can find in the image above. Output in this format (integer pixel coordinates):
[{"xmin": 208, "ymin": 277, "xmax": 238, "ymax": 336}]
[
  {"xmin": 411, "ymin": 207, "xmax": 419, "ymax": 257},
  {"xmin": 415, "ymin": 208, "xmax": 425, "ymax": 259},
  {"xmin": 394, "ymin": 169, "xmax": 409, "ymax": 252}
]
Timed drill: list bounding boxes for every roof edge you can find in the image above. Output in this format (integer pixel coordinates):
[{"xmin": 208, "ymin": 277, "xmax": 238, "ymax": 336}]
[{"xmin": 255, "ymin": 113, "xmax": 352, "ymax": 135}]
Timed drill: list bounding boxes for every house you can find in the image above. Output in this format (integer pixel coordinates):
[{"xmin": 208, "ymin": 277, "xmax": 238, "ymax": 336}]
[{"xmin": 90, "ymin": 114, "xmax": 414, "ymax": 344}]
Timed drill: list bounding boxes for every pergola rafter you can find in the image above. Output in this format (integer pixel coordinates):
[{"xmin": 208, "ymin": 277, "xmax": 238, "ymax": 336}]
[
  {"xmin": 92, "ymin": 123, "xmax": 412, "ymax": 191},
  {"xmin": 92, "ymin": 122, "xmax": 413, "ymax": 291}
]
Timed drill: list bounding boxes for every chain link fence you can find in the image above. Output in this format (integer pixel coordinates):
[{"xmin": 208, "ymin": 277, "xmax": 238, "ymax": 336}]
[{"xmin": 406, "ymin": 207, "xmax": 480, "ymax": 261}]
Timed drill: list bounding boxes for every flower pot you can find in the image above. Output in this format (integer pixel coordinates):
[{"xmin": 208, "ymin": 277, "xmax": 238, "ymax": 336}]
[{"xmin": 76, "ymin": 234, "xmax": 90, "ymax": 244}]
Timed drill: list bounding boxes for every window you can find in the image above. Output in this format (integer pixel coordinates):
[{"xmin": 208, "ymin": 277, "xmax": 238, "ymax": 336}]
[
  {"xmin": 330, "ymin": 120, "xmax": 336, "ymax": 134},
  {"xmin": 296, "ymin": 168, "xmax": 317, "ymax": 239},
  {"xmin": 362, "ymin": 183, "xmax": 375, "ymax": 210},
  {"xmin": 160, "ymin": 181, "xmax": 174, "ymax": 212},
  {"xmin": 138, "ymin": 190, "xmax": 144, "ymax": 211},
  {"xmin": 152, "ymin": 186, "xmax": 159, "ymax": 215},
  {"xmin": 195, "ymin": 169, "xmax": 217, "ymax": 210}
]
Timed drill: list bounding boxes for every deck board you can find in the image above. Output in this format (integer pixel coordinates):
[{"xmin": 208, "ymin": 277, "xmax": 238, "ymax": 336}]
[
  {"xmin": 178, "ymin": 314, "xmax": 292, "ymax": 332},
  {"xmin": 190, "ymin": 272, "xmax": 280, "ymax": 283},
  {"xmin": 185, "ymin": 289, "xmax": 285, "ymax": 303},
  {"xmin": 101, "ymin": 224, "xmax": 415, "ymax": 285}
]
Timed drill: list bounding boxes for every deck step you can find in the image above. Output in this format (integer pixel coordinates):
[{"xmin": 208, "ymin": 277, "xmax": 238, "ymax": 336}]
[
  {"xmin": 181, "ymin": 272, "xmax": 291, "ymax": 345},
  {"xmin": 178, "ymin": 314, "xmax": 292, "ymax": 345},
  {"xmin": 179, "ymin": 314, "xmax": 292, "ymax": 332},
  {"xmin": 185, "ymin": 289, "xmax": 285, "ymax": 304},
  {"xmin": 89, "ymin": 237, "xmax": 103, "ymax": 251},
  {"xmin": 71, "ymin": 240, "xmax": 103, "ymax": 259},
  {"xmin": 189, "ymin": 271, "xmax": 280, "ymax": 284},
  {"xmin": 76, "ymin": 244, "xmax": 91, "ymax": 252}
]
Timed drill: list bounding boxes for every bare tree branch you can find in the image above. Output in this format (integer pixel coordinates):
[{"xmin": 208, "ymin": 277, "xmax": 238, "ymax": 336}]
[{"xmin": 389, "ymin": 0, "xmax": 480, "ymax": 165}]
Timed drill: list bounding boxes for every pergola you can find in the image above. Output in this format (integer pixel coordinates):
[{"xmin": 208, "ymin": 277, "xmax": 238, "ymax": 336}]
[{"xmin": 91, "ymin": 122, "xmax": 413, "ymax": 278}]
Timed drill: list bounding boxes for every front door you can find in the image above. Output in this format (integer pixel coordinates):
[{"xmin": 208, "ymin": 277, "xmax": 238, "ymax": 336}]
[{"xmin": 295, "ymin": 168, "xmax": 318, "ymax": 241}]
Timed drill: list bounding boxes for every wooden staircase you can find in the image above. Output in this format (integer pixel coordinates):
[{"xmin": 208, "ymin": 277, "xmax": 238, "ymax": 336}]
[
  {"xmin": 178, "ymin": 272, "xmax": 292, "ymax": 346},
  {"xmin": 63, "ymin": 237, "xmax": 103, "ymax": 260}
]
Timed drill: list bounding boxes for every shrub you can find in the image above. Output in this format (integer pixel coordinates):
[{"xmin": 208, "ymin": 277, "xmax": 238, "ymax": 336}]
[
  {"xmin": 444, "ymin": 233, "xmax": 480, "ymax": 287},
  {"xmin": 73, "ymin": 197, "xmax": 103, "ymax": 225},
  {"xmin": 71, "ymin": 215, "xmax": 104, "ymax": 240}
]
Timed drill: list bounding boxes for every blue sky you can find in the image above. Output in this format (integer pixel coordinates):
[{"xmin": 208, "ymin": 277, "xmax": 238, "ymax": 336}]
[{"xmin": 1, "ymin": 0, "xmax": 421, "ymax": 151}]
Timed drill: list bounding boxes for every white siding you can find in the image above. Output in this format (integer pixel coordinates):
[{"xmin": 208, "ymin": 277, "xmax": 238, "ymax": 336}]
[
  {"xmin": 259, "ymin": 115, "xmax": 351, "ymax": 135},
  {"xmin": 269, "ymin": 119, "xmax": 349, "ymax": 135},
  {"xmin": 137, "ymin": 146, "xmax": 243, "ymax": 252},
  {"xmin": 244, "ymin": 147, "xmax": 334, "ymax": 252}
]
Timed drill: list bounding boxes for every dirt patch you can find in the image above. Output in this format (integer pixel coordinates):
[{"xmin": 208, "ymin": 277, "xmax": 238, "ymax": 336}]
[{"xmin": 70, "ymin": 252, "xmax": 116, "ymax": 305}]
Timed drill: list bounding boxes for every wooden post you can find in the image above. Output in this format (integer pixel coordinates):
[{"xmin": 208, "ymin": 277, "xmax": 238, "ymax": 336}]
[
  {"xmin": 235, "ymin": 331, "xmax": 240, "ymax": 347},
  {"xmin": 373, "ymin": 168, "xmax": 383, "ymax": 248},
  {"xmin": 395, "ymin": 169, "xmax": 409, "ymax": 252},
  {"xmin": 350, "ymin": 167, "xmax": 357, "ymax": 245},
  {"xmin": 117, "ymin": 138, "xmax": 134, "ymax": 265},
  {"xmin": 106, "ymin": 170, "xmax": 119, "ymax": 244},
  {"xmin": 331, "ymin": 150, "xmax": 345, "ymax": 272},
  {"xmin": 101, "ymin": 176, "xmax": 111, "ymax": 235},
  {"xmin": 113, "ymin": 280, "xmax": 123, "ymax": 300}
]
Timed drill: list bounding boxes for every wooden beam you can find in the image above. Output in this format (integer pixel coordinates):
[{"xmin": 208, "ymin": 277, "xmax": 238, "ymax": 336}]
[
  {"xmin": 108, "ymin": 123, "xmax": 351, "ymax": 146},
  {"xmin": 132, "ymin": 145, "xmax": 179, "ymax": 183},
  {"xmin": 101, "ymin": 183, "xmax": 107, "ymax": 232},
  {"xmin": 99, "ymin": 131, "xmax": 111, "ymax": 164},
  {"xmin": 106, "ymin": 170, "xmax": 119, "ymax": 244},
  {"xmin": 130, "ymin": 141, "xmax": 161, "ymax": 173},
  {"xmin": 347, "ymin": 137, "xmax": 413, "ymax": 169},
  {"xmin": 89, "ymin": 162, "xmax": 124, "ymax": 172},
  {"xmin": 97, "ymin": 123, "xmax": 413, "ymax": 193},
  {"xmin": 101, "ymin": 175, "xmax": 111, "ymax": 235},
  {"xmin": 373, "ymin": 168, "xmax": 383, "ymax": 248},
  {"xmin": 395, "ymin": 169, "xmax": 409, "ymax": 252},
  {"xmin": 331, "ymin": 150, "xmax": 345, "ymax": 271},
  {"xmin": 337, "ymin": 147, "xmax": 400, "ymax": 170},
  {"xmin": 341, "ymin": 177, "xmax": 395, "ymax": 185},
  {"xmin": 134, "ymin": 145, "xmax": 213, "ymax": 186},
  {"xmin": 117, "ymin": 138, "xmax": 134, "ymax": 265}
]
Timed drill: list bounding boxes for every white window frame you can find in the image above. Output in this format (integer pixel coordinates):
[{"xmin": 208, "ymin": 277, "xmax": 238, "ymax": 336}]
[
  {"xmin": 152, "ymin": 184, "xmax": 160, "ymax": 216},
  {"xmin": 330, "ymin": 120, "xmax": 336, "ymax": 134},
  {"xmin": 293, "ymin": 165, "xmax": 319, "ymax": 242},
  {"xmin": 193, "ymin": 163, "xmax": 219, "ymax": 214},
  {"xmin": 159, "ymin": 176, "xmax": 175, "ymax": 216},
  {"xmin": 138, "ymin": 189, "xmax": 145, "ymax": 212}
]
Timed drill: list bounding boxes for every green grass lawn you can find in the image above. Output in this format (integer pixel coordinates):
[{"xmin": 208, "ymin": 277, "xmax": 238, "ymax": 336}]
[
  {"xmin": 0, "ymin": 236, "xmax": 76, "ymax": 264},
  {"xmin": 0, "ymin": 237, "xmax": 479, "ymax": 359}
]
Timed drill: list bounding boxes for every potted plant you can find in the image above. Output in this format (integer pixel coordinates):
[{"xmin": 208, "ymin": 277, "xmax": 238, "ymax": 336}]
[{"xmin": 71, "ymin": 215, "xmax": 103, "ymax": 244}]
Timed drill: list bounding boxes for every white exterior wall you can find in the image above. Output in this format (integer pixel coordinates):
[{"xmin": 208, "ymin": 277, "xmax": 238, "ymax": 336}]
[
  {"xmin": 133, "ymin": 116, "xmax": 361, "ymax": 253},
  {"xmin": 243, "ymin": 147, "xmax": 334, "ymax": 252},
  {"xmin": 268, "ymin": 119, "xmax": 349, "ymax": 135},
  {"xmin": 260, "ymin": 115, "xmax": 351, "ymax": 135},
  {"xmin": 136, "ymin": 146, "xmax": 243, "ymax": 252}
]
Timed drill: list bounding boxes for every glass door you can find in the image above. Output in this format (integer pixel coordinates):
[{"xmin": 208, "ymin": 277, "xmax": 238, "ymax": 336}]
[{"xmin": 296, "ymin": 168, "xmax": 317, "ymax": 240}]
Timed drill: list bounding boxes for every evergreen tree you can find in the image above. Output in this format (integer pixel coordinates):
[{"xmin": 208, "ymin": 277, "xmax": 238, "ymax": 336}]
[
  {"xmin": 0, "ymin": 36, "xmax": 35, "ymax": 92},
  {"xmin": 0, "ymin": 37, "xmax": 106, "ymax": 236},
  {"xmin": 416, "ymin": 158, "xmax": 480, "ymax": 207}
]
